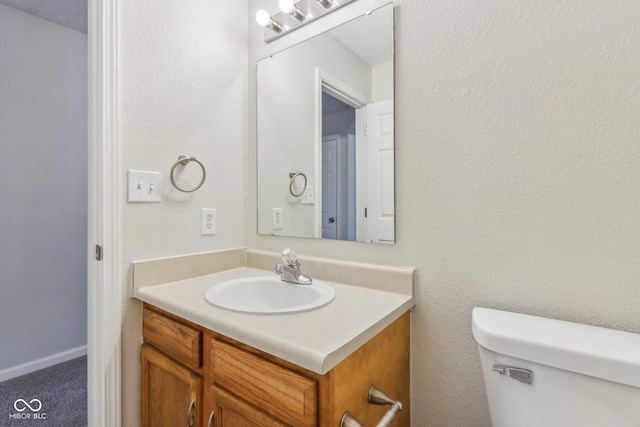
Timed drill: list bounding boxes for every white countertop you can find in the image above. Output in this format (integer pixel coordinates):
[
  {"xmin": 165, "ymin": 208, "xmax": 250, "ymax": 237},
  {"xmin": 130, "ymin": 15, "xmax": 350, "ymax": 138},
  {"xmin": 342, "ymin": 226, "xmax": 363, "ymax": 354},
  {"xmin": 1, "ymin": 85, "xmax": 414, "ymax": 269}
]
[{"xmin": 135, "ymin": 267, "xmax": 414, "ymax": 374}]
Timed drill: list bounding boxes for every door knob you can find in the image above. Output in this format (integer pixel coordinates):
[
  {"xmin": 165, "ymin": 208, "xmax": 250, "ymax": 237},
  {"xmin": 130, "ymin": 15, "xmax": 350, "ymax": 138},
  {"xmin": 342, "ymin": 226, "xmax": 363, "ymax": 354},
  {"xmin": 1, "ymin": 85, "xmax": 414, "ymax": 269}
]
[{"xmin": 329, "ymin": 217, "xmax": 335, "ymax": 223}]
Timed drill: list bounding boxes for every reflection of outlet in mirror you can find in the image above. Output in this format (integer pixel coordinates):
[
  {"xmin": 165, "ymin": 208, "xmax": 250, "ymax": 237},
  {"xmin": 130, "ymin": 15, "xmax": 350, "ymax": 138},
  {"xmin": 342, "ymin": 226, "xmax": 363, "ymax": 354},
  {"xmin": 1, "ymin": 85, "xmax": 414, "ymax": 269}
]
[
  {"xmin": 272, "ymin": 208, "xmax": 283, "ymax": 229},
  {"xmin": 127, "ymin": 170, "xmax": 161, "ymax": 202},
  {"xmin": 301, "ymin": 185, "xmax": 314, "ymax": 205},
  {"xmin": 201, "ymin": 208, "xmax": 216, "ymax": 235}
]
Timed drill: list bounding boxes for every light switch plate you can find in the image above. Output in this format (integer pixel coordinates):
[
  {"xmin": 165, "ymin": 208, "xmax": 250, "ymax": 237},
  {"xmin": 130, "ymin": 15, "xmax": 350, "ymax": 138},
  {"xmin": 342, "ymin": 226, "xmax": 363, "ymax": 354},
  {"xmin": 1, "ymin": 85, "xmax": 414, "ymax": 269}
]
[{"xmin": 127, "ymin": 170, "xmax": 162, "ymax": 202}]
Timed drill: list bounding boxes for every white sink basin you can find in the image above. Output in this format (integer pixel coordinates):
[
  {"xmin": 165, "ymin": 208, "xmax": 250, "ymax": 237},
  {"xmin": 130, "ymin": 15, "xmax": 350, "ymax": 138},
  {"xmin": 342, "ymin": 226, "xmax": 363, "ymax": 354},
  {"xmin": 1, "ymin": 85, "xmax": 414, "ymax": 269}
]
[{"xmin": 204, "ymin": 275, "xmax": 336, "ymax": 314}]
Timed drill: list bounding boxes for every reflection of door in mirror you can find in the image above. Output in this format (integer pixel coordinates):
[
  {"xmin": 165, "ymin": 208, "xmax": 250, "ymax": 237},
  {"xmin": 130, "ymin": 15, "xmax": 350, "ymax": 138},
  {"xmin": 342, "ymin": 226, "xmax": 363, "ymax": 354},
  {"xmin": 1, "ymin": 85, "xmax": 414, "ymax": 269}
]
[
  {"xmin": 366, "ymin": 100, "xmax": 395, "ymax": 244},
  {"xmin": 322, "ymin": 135, "xmax": 338, "ymax": 239},
  {"xmin": 321, "ymin": 93, "xmax": 395, "ymax": 243},
  {"xmin": 322, "ymin": 92, "xmax": 356, "ymax": 240}
]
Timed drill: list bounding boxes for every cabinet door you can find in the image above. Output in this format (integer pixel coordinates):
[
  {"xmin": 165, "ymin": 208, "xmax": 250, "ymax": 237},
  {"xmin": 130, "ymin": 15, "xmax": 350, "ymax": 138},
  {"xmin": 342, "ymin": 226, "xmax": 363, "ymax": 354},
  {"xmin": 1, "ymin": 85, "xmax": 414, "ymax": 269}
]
[
  {"xmin": 209, "ymin": 386, "xmax": 288, "ymax": 427},
  {"xmin": 142, "ymin": 344, "xmax": 202, "ymax": 427}
]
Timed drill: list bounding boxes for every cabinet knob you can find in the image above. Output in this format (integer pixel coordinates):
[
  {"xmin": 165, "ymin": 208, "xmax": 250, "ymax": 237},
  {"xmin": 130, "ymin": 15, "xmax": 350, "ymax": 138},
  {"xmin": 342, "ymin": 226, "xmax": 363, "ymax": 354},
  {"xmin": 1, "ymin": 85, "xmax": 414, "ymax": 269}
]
[
  {"xmin": 186, "ymin": 399, "xmax": 195, "ymax": 427},
  {"xmin": 207, "ymin": 410, "xmax": 215, "ymax": 427}
]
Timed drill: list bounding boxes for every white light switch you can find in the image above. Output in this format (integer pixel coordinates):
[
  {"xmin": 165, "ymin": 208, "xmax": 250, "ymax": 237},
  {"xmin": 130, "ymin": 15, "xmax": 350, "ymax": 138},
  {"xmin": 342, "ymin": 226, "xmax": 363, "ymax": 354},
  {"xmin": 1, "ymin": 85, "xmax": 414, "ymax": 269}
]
[{"xmin": 128, "ymin": 170, "xmax": 162, "ymax": 203}]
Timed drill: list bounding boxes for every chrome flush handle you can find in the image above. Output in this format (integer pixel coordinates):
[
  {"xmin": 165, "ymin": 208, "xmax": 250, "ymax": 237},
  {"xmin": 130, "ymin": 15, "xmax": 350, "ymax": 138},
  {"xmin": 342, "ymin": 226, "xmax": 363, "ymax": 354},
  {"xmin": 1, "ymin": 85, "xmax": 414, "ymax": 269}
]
[{"xmin": 492, "ymin": 364, "xmax": 533, "ymax": 385}]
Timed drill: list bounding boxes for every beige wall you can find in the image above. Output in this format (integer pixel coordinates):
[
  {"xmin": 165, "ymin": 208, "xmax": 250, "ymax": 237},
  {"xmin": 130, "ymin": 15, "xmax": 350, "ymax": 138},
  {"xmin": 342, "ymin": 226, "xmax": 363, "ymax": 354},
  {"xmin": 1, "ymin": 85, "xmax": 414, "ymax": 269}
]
[
  {"xmin": 249, "ymin": 0, "xmax": 640, "ymax": 425},
  {"xmin": 119, "ymin": 0, "xmax": 248, "ymax": 424},
  {"xmin": 118, "ymin": 0, "xmax": 640, "ymax": 425}
]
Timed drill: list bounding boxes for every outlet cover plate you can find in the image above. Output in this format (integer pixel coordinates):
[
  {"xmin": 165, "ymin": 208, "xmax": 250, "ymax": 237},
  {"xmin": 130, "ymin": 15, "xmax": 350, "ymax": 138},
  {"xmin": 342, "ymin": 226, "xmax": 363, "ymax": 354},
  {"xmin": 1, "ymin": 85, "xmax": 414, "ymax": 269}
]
[
  {"xmin": 301, "ymin": 185, "xmax": 314, "ymax": 205},
  {"xmin": 201, "ymin": 208, "xmax": 216, "ymax": 235},
  {"xmin": 272, "ymin": 208, "xmax": 283, "ymax": 230}
]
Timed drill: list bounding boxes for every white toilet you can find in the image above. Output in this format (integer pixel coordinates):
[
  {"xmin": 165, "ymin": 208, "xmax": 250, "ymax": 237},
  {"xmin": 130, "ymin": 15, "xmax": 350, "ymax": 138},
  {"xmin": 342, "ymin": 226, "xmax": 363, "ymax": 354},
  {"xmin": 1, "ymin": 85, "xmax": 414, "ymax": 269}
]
[{"xmin": 472, "ymin": 307, "xmax": 640, "ymax": 426}]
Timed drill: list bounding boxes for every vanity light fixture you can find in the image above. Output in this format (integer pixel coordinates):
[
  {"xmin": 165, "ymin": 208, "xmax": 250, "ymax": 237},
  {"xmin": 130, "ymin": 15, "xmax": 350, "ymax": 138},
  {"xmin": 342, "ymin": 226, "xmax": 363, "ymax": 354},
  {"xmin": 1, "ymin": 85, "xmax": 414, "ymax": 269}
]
[
  {"xmin": 257, "ymin": 0, "xmax": 357, "ymax": 43},
  {"xmin": 315, "ymin": 0, "xmax": 336, "ymax": 8},
  {"xmin": 279, "ymin": 0, "xmax": 308, "ymax": 21},
  {"xmin": 256, "ymin": 9, "xmax": 285, "ymax": 33}
]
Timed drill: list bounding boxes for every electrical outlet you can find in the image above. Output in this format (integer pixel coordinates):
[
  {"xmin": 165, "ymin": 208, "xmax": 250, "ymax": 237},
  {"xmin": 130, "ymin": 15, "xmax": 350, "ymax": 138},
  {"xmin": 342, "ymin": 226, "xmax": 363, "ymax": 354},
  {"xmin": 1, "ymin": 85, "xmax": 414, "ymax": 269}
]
[
  {"xmin": 201, "ymin": 208, "xmax": 216, "ymax": 235},
  {"xmin": 301, "ymin": 185, "xmax": 314, "ymax": 205},
  {"xmin": 272, "ymin": 208, "xmax": 283, "ymax": 230}
]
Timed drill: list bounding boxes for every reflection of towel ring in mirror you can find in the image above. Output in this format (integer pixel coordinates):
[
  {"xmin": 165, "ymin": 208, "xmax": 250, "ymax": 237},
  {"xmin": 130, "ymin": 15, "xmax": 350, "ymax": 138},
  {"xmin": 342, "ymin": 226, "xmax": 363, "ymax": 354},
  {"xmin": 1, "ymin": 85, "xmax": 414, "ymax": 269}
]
[
  {"xmin": 170, "ymin": 155, "xmax": 207, "ymax": 193},
  {"xmin": 289, "ymin": 170, "xmax": 307, "ymax": 197}
]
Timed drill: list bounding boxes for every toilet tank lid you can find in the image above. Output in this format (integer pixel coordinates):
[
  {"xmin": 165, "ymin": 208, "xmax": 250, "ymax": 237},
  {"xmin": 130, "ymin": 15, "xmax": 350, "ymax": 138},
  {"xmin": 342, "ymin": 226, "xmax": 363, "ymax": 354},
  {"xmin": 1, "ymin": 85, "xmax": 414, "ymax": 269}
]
[{"xmin": 472, "ymin": 307, "xmax": 640, "ymax": 388}]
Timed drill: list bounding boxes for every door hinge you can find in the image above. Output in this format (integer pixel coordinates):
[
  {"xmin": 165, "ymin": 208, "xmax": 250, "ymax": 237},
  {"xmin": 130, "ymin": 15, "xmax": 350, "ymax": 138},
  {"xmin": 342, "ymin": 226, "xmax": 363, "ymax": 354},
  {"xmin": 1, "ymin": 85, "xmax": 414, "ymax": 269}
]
[
  {"xmin": 95, "ymin": 244, "xmax": 103, "ymax": 261},
  {"xmin": 364, "ymin": 208, "xmax": 368, "ymax": 218}
]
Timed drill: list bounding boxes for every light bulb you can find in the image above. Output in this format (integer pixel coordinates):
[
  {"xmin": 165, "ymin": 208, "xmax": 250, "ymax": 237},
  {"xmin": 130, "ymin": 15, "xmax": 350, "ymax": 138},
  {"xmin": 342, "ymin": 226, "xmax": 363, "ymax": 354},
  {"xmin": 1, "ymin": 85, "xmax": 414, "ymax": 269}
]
[
  {"xmin": 279, "ymin": 0, "xmax": 306, "ymax": 21},
  {"xmin": 279, "ymin": 0, "xmax": 295, "ymax": 14},
  {"xmin": 255, "ymin": 9, "xmax": 271, "ymax": 27}
]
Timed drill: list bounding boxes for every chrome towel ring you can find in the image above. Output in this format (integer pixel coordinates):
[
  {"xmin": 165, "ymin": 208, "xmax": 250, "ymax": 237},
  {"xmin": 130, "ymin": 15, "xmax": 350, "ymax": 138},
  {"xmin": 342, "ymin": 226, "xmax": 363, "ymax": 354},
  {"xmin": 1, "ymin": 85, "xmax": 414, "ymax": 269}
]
[
  {"xmin": 170, "ymin": 155, "xmax": 206, "ymax": 193},
  {"xmin": 289, "ymin": 170, "xmax": 307, "ymax": 197}
]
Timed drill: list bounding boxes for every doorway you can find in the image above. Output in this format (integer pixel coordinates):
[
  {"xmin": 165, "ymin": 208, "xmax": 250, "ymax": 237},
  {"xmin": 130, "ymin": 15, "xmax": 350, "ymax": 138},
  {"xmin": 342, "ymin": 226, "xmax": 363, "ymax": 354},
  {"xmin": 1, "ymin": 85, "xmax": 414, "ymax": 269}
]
[
  {"xmin": 321, "ymin": 92, "xmax": 357, "ymax": 240},
  {"xmin": 0, "ymin": 2, "xmax": 88, "ymax": 425}
]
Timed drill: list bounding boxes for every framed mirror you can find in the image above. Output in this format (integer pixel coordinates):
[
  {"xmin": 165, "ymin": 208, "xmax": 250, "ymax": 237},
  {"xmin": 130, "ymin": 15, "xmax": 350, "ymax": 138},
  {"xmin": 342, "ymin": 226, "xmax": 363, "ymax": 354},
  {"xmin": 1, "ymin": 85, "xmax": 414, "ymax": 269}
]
[{"xmin": 257, "ymin": 3, "xmax": 394, "ymax": 244}]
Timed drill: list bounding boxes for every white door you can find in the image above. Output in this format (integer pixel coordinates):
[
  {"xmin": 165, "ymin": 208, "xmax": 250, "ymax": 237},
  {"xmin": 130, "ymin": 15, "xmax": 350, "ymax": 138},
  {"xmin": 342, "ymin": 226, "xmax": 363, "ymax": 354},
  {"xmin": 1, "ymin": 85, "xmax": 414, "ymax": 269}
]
[
  {"xmin": 365, "ymin": 100, "xmax": 394, "ymax": 243},
  {"xmin": 322, "ymin": 136, "xmax": 338, "ymax": 239}
]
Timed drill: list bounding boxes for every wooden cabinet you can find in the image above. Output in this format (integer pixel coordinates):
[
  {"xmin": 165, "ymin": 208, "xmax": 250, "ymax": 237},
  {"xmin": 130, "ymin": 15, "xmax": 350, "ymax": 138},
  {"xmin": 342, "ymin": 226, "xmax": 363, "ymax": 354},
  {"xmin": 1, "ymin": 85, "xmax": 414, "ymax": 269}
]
[
  {"xmin": 209, "ymin": 386, "xmax": 287, "ymax": 427},
  {"xmin": 210, "ymin": 339, "xmax": 317, "ymax": 426},
  {"xmin": 141, "ymin": 344, "xmax": 202, "ymax": 427},
  {"xmin": 142, "ymin": 304, "xmax": 410, "ymax": 427}
]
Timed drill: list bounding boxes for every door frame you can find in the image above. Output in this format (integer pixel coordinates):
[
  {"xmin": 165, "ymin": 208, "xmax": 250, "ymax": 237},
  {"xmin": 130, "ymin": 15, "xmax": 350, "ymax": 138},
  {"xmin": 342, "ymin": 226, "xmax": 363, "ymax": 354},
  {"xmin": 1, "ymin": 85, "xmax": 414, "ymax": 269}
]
[{"xmin": 88, "ymin": 0, "xmax": 122, "ymax": 426}]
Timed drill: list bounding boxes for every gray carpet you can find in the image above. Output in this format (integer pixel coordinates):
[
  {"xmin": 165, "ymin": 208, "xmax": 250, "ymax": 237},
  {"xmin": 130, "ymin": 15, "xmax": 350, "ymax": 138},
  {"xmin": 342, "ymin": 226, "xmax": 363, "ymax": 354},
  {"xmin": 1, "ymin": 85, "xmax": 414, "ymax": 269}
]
[{"xmin": 0, "ymin": 356, "xmax": 87, "ymax": 427}]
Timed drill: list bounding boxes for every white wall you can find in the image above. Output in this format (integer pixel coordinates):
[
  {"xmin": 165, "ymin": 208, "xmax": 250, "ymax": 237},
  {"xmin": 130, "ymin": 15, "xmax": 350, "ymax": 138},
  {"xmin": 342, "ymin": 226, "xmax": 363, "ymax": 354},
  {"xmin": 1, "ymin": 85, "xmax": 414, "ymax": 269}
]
[
  {"xmin": 116, "ymin": 0, "xmax": 640, "ymax": 424},
  {"xmin": 249, "ymin": 0, "xmax": 640, "ymax": 425},
  {"xmin": 371, "ymin": 61, "xmax": 393, "ymax": 102},
  {"xmin": 0, "ymin": 4, "xmax": 87, "ymax": 373},
  {"xmin": 119, "ymin": 0, "xmax": 248, "ymax": 425}
]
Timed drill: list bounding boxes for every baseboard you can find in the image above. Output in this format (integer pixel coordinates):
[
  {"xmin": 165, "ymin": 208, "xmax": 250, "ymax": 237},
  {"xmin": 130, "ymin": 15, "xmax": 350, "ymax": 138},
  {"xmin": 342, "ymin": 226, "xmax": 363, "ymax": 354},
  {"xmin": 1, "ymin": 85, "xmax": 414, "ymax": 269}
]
[{"xmin": 0, "ymin": 345, "xmax": 87, "ymax": 383}]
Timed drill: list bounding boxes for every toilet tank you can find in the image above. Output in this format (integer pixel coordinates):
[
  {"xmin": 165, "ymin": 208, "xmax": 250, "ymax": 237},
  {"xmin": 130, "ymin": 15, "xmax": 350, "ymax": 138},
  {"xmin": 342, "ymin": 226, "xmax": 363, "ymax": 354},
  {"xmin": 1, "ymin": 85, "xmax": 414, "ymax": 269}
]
[{"xmin": 472, "ymin": 307, "xmax": 640, "ymax": 427}]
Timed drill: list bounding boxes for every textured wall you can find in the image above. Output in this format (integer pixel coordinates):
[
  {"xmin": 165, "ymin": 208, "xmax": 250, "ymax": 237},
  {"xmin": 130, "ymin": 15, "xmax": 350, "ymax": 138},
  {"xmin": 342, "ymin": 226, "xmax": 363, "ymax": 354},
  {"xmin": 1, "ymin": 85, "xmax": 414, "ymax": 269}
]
[
  {"xmin": 249, "ymin": 0, "xmax": 640, "ymax": 425},
  {"xmin": 0, "ymin": 4, "xmax": 87, "ymax": 372},
  {"xmin": 119, "ymin": 0, "xmax": 248, "ymax": 424}
]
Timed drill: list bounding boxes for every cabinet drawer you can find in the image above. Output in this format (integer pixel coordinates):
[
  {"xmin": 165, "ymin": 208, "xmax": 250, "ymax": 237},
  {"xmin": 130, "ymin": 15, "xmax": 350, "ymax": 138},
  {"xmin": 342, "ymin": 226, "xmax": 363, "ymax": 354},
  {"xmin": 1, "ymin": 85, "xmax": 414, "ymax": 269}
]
[
  {"xmin": 212, "ymin": 385, "xmax": 288, "ymax": 427},
  {"xmin": 143, "ymin": 307, "xmax": 202, "ymax": 371},
  {"xmin": 211, "ymin": 339, "xmax": 317, "ymax": 427}
]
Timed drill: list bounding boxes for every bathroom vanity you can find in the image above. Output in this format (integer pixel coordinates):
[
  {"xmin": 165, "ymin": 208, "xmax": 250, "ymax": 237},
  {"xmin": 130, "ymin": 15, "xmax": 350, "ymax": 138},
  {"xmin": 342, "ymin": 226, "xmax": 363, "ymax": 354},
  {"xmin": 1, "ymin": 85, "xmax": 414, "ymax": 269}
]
[
  {"xmin": 133, "ymin": 249, "xmax": 414, "ymax": 427},
  {"xmin": 141, "ymin": 304, "xmax": 409, "ymax": 427}
]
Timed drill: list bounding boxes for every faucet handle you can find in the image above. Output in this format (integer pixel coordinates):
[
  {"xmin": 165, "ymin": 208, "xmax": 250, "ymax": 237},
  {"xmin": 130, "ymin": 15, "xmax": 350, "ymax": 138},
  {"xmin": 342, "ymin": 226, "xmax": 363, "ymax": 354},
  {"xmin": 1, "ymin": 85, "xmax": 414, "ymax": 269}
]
[{"xmin": 281, "ymin": 248, "xmax": 298, "ymax": 266}]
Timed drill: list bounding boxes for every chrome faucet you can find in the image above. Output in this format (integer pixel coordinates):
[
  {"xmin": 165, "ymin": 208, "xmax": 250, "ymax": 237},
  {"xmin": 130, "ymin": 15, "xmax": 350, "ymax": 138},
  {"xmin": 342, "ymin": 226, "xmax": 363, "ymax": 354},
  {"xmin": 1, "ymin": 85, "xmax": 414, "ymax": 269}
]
[{"xmin": 275, "ymin": 249, "xmax": 312, "ymax": 285}]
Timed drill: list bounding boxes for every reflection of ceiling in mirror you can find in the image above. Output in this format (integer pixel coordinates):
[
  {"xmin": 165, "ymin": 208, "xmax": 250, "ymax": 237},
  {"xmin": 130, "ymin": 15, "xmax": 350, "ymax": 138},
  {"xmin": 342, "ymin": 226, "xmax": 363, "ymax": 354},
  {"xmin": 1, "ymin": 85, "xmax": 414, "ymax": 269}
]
[{"xmin": 330, "ymin": 6, "xmax": 393, "ymax": 66}]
